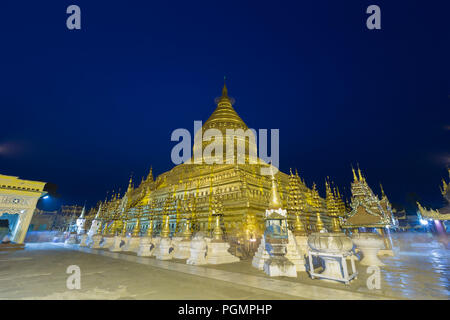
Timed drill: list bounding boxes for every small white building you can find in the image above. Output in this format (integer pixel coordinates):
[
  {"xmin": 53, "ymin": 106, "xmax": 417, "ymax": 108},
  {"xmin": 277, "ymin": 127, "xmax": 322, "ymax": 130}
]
[{"xmin": 0, "ymin": 174, "xmax": 47, "ymax": 244}]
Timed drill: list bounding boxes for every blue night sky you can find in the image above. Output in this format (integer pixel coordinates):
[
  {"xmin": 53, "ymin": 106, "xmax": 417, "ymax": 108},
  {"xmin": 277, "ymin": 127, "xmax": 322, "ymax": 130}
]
[{"xmin": 0, "ymin": 1, "xmax": 448, "ymax": 211}]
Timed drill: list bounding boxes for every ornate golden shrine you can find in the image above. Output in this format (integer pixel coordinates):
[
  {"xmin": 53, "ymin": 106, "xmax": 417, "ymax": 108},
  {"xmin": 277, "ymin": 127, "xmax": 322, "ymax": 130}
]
[
  {"xmin": 417, "ymin": 168, "xmax": 450, "ymax": 221},
  {"xmin": 342, "ymin": 167, "xmax": 395, "ymax": 229}
]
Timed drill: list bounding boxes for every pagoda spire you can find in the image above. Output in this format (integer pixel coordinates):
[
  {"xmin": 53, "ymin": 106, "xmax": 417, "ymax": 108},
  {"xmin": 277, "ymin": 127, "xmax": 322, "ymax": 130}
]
[
  {"xmin": 79, "ymin": 205, "xmax": 86, "ymax": 219},
  {"xmin": 222, "ymin": 78, "xmax": 228, "ymax": 97},
  {"xmin": 147, "ymin": 166, "xmax": 153, "ymax": 181},
  {"xmin": 380, "ymin": 183, "xmax": 386, "ymax": 198},
  {"xmin": 357, "ymin": 164, "xmax": 364, "ymax": 182},
  {"xmin": 214, "ymin": 77, "xmax": 236, "ymax": 107},
  {"xmin": 126, "ymin": 175, "xmax": 133, "ymax": 193},
  {"xmin": 94, "ymin": 203, "xmax": 102, "ymax": 219},
  {"xmin": 268, "ymin": 169, "xmax": 283, "ymax": 210},
  {"xmin": 351, "ymin": 166, "xmax": 358, "ymax": 182}
]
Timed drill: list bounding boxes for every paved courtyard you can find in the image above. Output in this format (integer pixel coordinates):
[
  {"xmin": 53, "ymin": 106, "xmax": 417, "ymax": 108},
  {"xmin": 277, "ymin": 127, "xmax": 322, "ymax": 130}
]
[
  {"xmin": 0, "ymin": 243, "xmax": 299, "ymax": 300},
  {"xmin": 0, "ymin": 233, "xmax": 448, "ymax": 300}
]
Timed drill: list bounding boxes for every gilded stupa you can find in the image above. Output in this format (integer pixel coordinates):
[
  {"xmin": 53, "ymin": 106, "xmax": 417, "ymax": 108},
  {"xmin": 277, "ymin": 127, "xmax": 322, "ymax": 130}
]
[{"xmin": 94, "ymin": 83, "xmax": 341, "ymax": 252}]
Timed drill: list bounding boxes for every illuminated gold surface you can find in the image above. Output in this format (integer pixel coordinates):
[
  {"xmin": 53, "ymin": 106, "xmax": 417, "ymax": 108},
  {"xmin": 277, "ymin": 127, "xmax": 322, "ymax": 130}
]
[
  {"xmin": 160, "ymin": 214, "xmax": 170, "ymax": 238},
  {"xmin": 342, "ymin": 168, "xmax": 393, "ymax": 228},
  {"xmin": 418, "ymin": 169, "xmax": 450, "ymax": 220},
  {"xmin": 92, "ymin": 84, "xmax": 342, "ymax": 253},
  {"xmin": 212, "ymin": 214, "xmax": 224, "ymax": 241},
  {"xmin": 132, "ymin": 218, "xmax": 141, "ymax": 237}
]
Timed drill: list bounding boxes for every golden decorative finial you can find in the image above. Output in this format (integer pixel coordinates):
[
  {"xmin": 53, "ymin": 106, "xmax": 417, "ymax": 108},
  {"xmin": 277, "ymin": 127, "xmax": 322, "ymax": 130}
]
[
  {"xmin": 316, "ymin": 211, "xmax": 325, "ymax": 232},
  {"xmin": 96, "ymin": 220, "xmax": 103, "ymax": 235},
  {"xmin": 121, "ymin": 220, "xmax": 127, "ymax": 236},
  {"xmin": 147, "ymin": 166, "xmax": 153, "ymax": 181},
  {"xmin": 146, "ymin": 218, "xmax": 153, "ymax": 237},
  {"xmin": 351, "ymin": 166, "xmax": 358, "ymax": 182},
  {"xmin": 212, "ymin": 214, "xmax": 224, "ymax": 241},
  {"xmin": 331, "ymin": 216, "xmax": 341, "ymax": 232},
  {"xmin": 107, "ymin": 220, "xmax": 116, "ymax": 236},
  {"xmin": 127, "ymin": 174, "xmax": 133, "ymax": 192},
  {"xmin": 132, "ymin": 218, "xmax": 141, "ymax": 237},
  {"xmin": 441, "ymin": 178, "xmax": 449, "ymax": 197},
  {"xmin": 268, "ymin": 168, "xmax": 283, "ymax": 210},
  {"xmin": 181, "ymin": 219, "xmax": 192, "ymax": 240},
  {"xmin": 293, "ymin": 214, "xmax": 306, "ymax": 235},
  {"xmin": 380, "ymin": 183, "xmax": 386, "ymax": 197},
  {"xmin": 161, "ymin": 214, "xmax": 170, "ymax": 238},
  {"xmin": 357, "ymin": 164, "xmax": 364, "ymax": 181},
  {"xmin": 222, "ymin": 78, "xmax": 228, "ymax": 97}
]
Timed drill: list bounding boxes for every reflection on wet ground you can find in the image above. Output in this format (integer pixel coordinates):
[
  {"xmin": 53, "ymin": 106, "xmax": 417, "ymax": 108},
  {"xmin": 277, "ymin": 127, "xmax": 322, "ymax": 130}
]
[
  {"xmin": 201, "ymin": 232, "xmax": 449, "ymax": 299},
  {"xmin": 11, "ymin": 232, "xmax": 449, "ymax": 300},
  {"xmin": 380, "ymin": 233, "xmax": 449, "ymax": 299}
]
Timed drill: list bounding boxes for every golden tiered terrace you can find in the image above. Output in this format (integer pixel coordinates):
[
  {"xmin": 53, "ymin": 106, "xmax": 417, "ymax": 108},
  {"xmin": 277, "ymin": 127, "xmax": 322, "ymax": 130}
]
[{"xmin": 92, "ymin": 84, "xmax": 348, "ymax": 254}]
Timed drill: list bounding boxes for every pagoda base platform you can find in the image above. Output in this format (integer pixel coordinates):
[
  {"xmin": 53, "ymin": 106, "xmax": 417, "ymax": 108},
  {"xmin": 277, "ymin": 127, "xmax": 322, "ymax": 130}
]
[
  {"xmin": 206, "ymin": 241, "xmax": 240, "ymax": 264},
  {"xmin": 286, "ymin": 231, "xmax": 306, "ymax": 272},
  {"xmin": 137, "ymin": 237, "xmax": 156, "ymax": 257},
  {"xmin": 99, "ymin": 236, "xmax": 114, "ymax": 249},
  {"xmin": 252, "ymin": 237, "xmax": 270, "ymax": 270},
  {"xmin": 109, "ymin": 236, "xmax": 125, "ymax": 252},
  {"xmin": 122, "ymin": 237, "xmax": 140, "ymax": 252},
  {"xmin": 90, "ymin": 235, "xmax": 103, "ymax": 249},
  {"xmin": 187, "ymin": 237, "xmax": 208, "ymax": 265},
  {"xmin": 79, "ymin": 234, "xmax": 90, "ymax": 247},
  {"xmin": 294, "ymin": 234, "xmax": 309, "ymax": 256},
  {"xmin": 263, "ymin": 256, "xmax": 297, "ymax": 277},
  {"xmin": 155, "ymin": 237, "xmax": 174, "ymax": 260},
  {"xmin": 173, "ymin": 240, "xmax": 191, "ymax": 260}
]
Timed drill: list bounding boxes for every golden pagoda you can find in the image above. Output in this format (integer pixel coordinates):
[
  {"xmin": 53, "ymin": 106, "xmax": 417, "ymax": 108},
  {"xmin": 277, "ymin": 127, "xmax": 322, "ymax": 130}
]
[{"xmin": 98, "ymin": 83, "xmax": 329, "ymax": 252}]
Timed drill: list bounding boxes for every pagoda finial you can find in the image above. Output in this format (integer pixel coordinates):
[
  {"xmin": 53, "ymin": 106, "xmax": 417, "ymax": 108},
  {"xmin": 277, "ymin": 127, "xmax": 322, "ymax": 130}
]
[
  {"xmin": 336, "ymin": 186, "xmax": 342, "ymax": 199},
  {"xmin": 357, "ymin": 164, "xmax": 364, "ymax": 181},
  {"xmin": 222, "ymin": 78, "xmax": 228, "ymax": 97},
  {"xmin": 127, "ymin": 174, "xmax": 133, "ymax": 192},
  {"xmin": 147, "ymin": 166, "xmax": 153, "ymax": 181},
  {"xmin": 351, "ymin": 166, "xmax": 358, "ymax": 182},
  {"xmin": 380, "ymin": 183, "xmax": 386, "ymax": 197},
  {"xmin": 268, "ymin": 167, "xmax": 283, "ymax": 210}
]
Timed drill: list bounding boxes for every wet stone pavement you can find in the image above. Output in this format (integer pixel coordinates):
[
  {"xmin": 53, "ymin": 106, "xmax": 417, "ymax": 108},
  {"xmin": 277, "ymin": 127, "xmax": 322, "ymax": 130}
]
[
  {"xmin": 380, "ymin": 234, "xmax": 449, "ymax": 299},
  {"xmin": 0, "ymin": 232, "xmax": 448, "ymax": 300},
  {"xmin": 203, "ymin": 233, "xmax": 450, "ymax": 299}
]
